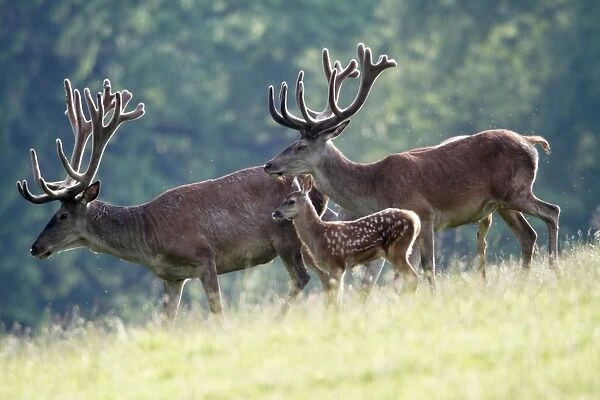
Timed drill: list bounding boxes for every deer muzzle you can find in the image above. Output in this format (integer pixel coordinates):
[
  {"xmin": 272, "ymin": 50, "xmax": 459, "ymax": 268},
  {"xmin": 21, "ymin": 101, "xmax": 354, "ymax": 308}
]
[
  {"xmin": 264, "ymin": 162, "xmax": 284, "ymax": 176},
  {"xmin": 272, "ymin": 210, "xmax": 284, "ymax": 219},
  {"xmin": 30, "ymin": 241, "xmax": 52, "ymax": 259}
]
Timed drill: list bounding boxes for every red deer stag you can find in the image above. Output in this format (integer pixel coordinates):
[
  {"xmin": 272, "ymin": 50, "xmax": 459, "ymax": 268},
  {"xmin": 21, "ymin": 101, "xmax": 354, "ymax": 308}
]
[
  {"xmin": 17, "ymin": 79, "xmax": 330, "ymax": 321},
  {"xmin": 264, "ymin": 43, "xmax": 560, "ymax": 286},
  {"xmin": 274, "ymin": 175, "xmax": 420, "ymax": 306}
]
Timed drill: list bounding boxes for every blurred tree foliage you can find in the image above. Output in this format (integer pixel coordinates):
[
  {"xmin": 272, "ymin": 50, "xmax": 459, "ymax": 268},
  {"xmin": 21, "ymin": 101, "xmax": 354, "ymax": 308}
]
[{"xmin": 1, "ymin": 0, "xmax": 598, "ymax": 327}]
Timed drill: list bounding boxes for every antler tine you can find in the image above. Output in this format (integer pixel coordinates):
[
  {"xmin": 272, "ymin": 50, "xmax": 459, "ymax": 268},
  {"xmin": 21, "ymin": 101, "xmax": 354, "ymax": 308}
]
[
  {"xmin": 45, "ymin": 81, "xmax": 92, "ymax": 189},
  {"xmin": 338, "ymin": 59, "xmax": 360, "ymax": 79},
  {"xmin": 322, "ymin": 48, "xmax": 333, "ymax": 82},
  {"xmin": 16, "ymin": 149, "xmax": 53, "ymax": 203},
  {"xmin": 75, "ymin": 90, "xmax": 145, "ymax": 187},
  {"xmin": 330, "ymin": 59, "xmax": 359, "ymax": 104},
  {"xmin": 328, "ymin": 69, "xmax": 342, "ymax": 118},
  {"xmin": 69, "ymin": 88, "xmax": 91, "ymax": 170},
  {"xmin": 16, "ymin": 180, "xmax": 56, "ymax": 204},
  {"xmin": 84, "ymin": 88, "xmax": 101, "ymax": 127},
  {"xmin": 322, "ymin": 48, "xmax": 359, "ymax": 105},
  {"xmin": 328, "ymin": 42, "xmax": 396, "ymax": 121},
  {"xmin": 30, "ymin": 149, "xmax": 43, "ymax": 189},
  {"xmin": 268, "ymin": 85, "xmax": 300, "ymax": 129},
  {"xmin": 278, "ymin": 82, "xmax": 309, "ymax": 130},
  {"xmin": 102, "ymin": 79, "xmax": 118, "ymax": 110},
  {"xmin": 120, "ymin": 89, "xmax": 133, "ymax": 110},
  {"xmin": 65, "ymin": 79, "xmax": 77, "ymax": 138},
  {"xmin": 17, "ymin": 148, "xmax": 72, "ymax": 204},
  {"xmin": 30, "ymin": 149, "xmax": 65, "ymax": 195},
  {"xmin": 295, "ymin": 71, "xmax": 319, "ymax": 125},
  {"xmin": 113, "ymin": 96, "xmax": 145, "ymax": 124}
]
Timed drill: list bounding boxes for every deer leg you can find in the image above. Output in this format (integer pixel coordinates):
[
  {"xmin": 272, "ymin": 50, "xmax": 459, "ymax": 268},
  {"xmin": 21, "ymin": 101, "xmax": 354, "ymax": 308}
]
[
  {"xmin": 476, "ymin": 214, "xmax": 493, "ymax": 279},
  {"xmin": 333, "ymin": 267, "xmax": 346, "ymax": 308},
  {"xmin": 163, "ymin": 279, "xmax": 186, "ymax": 323},
  {"xmin": 323, "ymin": 266, "xmax": 344, "ymax": 309},
  {"xmin": 359, "ymin": 259, "xmax": 385, "ymax": 300},
  {"xmin": 418, "ymin": 219, "xmax": 437, "ymax": 291},
  {"xmin": 195, "ymin": 255, "xmax": 223, "ymax": 315},
  {"xmin": 387, "ymin": 233, "xmax": 420, "ymax": 293},
  {"xmin": 389, "ymin": 255, "xmax": 419, "ymax": 293},
  {"xmin": 301, "ymin": 244, "xmax": 338, "ymax": 297},
  {"xmin": 301, "ymin": 246, "xmax": 348, "ymax": 309},
  {"xmin": 505, "ymin": 194, "xmax": 560, "ymax": 263},
  {"xmin": 278, "ymin": 249, "xmax": 311, "ymax": 316},
  {"xmin": 314, "ymin": 268, "xmax": 334, "ymax": 305},
  {"xmin": 497, "ymin": 208, "xmax": 537, "ymax": 268},
  {"xmin": 338, "ymin": 207, "xmax": 385, "ymax": 300},
  {"xmin": 409, "ymin": 246, "xmax": 421, "ymax": 271},
  {"xmin": 311, "ymin": 265, "xmax": 333, "ymax": 293}
]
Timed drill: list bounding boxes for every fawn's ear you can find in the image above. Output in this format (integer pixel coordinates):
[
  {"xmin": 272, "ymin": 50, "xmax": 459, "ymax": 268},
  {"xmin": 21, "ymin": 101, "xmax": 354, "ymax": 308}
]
[
  {"xmin": 320, "ymin": 120, "xmax": 350, "ymax": 141},
  {"xmin": 300, "ymin": 175, "xmax": 314, "ymax": 193},
  {"xmin": 81, "ymin": 181, "xmax": 101, "ymax": 204}
]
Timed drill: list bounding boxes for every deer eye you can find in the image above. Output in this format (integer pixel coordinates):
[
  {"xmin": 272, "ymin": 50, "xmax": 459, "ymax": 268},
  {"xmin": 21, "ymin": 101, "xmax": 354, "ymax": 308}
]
[
  {"xmin": 296, "ymin": 144, "xmax": 307, "ymax": 152},
  {"xmin": 288, "ymin": 199, "xmax": 296, "ymax": 205},
  {"xmin": 59, "ymin": 213, "xmax": 68, "ymax": 221}
]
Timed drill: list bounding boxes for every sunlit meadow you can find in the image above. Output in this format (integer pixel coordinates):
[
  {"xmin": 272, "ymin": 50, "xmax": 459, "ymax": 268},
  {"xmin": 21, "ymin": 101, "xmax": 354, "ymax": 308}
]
[{"xmin": 2, "ymin": 243, "xmax": 600, "ymax": 400}]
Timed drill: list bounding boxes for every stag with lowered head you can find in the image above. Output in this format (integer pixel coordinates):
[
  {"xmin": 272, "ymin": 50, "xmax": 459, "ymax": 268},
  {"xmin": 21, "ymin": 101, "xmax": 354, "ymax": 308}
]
[
  {"xmin": 18, "ymin": 79, "xmax": 330, "ymax": 321},
  {"xmin": 264, "ymin": 43, "xmax": 560, "ymax": 286}
]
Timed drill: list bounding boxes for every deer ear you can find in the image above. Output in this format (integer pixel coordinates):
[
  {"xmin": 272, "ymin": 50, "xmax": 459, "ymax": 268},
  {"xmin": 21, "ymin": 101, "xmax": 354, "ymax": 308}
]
[
  {"xmin": 292, "ymin": 177, "xmax": 301, "ymax": 192},
  {"xmin": 301, "ymin": 175, "xmax": 314, "ymax": 193},
  {"xmin": 320, "ymin": 120, "xmax": 350, "ymax": 141},
  {"xmin": 81, "ymin": 181, "xmax": 101, "ymax": 204}
]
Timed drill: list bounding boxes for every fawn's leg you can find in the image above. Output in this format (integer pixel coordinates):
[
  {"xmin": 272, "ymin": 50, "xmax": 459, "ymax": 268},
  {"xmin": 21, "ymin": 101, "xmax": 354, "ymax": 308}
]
[
  {"xmin": 388, "ymin": 228, "xmax": 420, "ymax": 293},
  {"xmin": 324, "ymin": 266, "xmax": 345, "ymax": 309}
]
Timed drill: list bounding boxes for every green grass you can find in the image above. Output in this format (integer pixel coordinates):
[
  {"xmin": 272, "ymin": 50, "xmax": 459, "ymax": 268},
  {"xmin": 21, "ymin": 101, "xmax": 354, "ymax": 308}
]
[{"xmin": 2, "ymin": 244, "xmax": 600, "ymax": 400}]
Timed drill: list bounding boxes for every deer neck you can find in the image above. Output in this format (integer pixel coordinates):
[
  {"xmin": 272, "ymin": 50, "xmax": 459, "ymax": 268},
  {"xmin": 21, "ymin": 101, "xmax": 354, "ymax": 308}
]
[
  {"xmin": 311, "ymin": 142, "xmax": 381, "ymax": 215},
  {"xmin": 292, "ymin": 199, "xmax": 326, "ymax": 253},
  {"xmin": 83, "ymin": 201, "xmax": 153, "ymax": 264}
]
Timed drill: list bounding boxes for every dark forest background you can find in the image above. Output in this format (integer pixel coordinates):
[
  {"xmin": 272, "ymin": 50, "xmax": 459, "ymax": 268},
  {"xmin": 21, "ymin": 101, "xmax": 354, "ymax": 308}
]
[{"xmin": 1, "ymin": 0, "xmax": 599, "ymax": 327}]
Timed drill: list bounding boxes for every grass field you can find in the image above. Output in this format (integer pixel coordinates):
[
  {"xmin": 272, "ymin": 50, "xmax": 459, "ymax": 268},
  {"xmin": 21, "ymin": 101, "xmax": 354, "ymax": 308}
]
[{"xmin": 2, "ymin": 244, "xmax": 600, "ymax": 399}]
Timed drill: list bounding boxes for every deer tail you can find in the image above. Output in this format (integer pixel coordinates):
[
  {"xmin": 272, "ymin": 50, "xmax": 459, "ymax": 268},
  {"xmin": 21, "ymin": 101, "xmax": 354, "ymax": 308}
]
[{"xmin": 524, "ymin": 135, "xmax": 551, "ymax": 154}]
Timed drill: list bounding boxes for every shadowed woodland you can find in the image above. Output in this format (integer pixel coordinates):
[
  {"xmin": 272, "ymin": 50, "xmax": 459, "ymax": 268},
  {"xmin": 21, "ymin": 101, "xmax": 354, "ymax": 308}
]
[{"xmin": 1, "ymin": 0, "xmax": 599, "ymax": 327}]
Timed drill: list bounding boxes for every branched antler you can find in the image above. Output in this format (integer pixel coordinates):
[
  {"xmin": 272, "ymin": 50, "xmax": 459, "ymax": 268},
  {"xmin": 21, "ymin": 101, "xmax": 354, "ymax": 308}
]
[
  {"xmin": 17, "ymin": 79, "xmax": 145, "ymax": 204},
  {"xmin": 268, "ymin": 43, "xmax": 396, "ymax": 134}
]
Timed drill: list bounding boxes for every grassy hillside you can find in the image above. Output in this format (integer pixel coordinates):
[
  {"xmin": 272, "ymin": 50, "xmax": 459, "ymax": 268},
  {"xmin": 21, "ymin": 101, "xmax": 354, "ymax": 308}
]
[{"xmin": 2, "ymin": 244, "xmax": 600, "ymax": 399}]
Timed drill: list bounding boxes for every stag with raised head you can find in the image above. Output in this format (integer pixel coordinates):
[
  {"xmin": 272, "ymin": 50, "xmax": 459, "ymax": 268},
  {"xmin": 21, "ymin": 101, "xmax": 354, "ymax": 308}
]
[
  {"xmin": 264, "ymin": 43, "xmax": 560, "ymax": 286},
  {"xmin": 274, "ymin": 175, "xmax": 420, "ymax": 306},
  {"xmin": 18, "ymin": 79, "xmax": 330, "ymax": 321}
]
